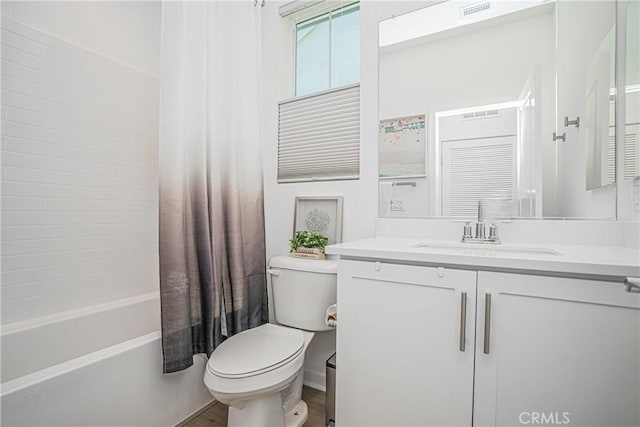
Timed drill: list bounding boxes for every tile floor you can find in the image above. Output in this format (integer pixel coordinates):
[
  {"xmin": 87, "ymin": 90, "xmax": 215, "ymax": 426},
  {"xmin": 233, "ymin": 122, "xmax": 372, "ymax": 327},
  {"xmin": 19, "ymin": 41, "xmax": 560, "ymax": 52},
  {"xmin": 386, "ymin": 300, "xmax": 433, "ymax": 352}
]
[{"xmin": 181, "ymin": 387, "xmax": 326, "ymax": 427}]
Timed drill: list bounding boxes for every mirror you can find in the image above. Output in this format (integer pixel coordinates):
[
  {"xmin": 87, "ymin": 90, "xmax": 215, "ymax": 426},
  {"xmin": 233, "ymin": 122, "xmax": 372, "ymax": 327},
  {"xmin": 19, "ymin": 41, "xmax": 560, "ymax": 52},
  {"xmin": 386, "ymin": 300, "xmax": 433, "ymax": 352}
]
[
  {"xmin": 378, "ymin": 0, "xmax": 618, "ymax": 219},
  {"xmin": 625, "ymin": 0, "xmax": 640, "ymax": 180}
]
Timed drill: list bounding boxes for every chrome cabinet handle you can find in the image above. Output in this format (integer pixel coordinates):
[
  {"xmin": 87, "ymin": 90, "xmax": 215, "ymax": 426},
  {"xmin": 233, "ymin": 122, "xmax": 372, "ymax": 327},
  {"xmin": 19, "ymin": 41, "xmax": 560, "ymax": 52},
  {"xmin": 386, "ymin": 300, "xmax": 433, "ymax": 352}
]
[
  {"xmin": 459, "ymin": 291, "xmax": 467, "ymax": 352},
  {"xmin": 625, "ymin": 277, "xmax": 640, "ymax": 293},
  {"xmin": 564, "ymin": 116, "xmax": 580, "ymax": 128},
  {"xmin": 552, "ymin": 132, "xmax": 566, "ymax": 142},
  {"xmin": 483, "ymin": 293, "xmax": 492, "ymax": 355}
]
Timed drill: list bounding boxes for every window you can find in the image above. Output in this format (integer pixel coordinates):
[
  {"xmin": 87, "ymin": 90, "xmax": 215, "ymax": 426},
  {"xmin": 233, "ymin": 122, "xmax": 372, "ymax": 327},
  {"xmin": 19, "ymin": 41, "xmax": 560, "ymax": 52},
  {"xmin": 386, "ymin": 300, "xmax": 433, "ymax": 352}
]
[
  {"xmin": 278, "ymin": 2, "xmax": 360, "ymax": 183},
  {"xmin": 295, "ymin": 2, "xmax": 360, "ymax": 97}
]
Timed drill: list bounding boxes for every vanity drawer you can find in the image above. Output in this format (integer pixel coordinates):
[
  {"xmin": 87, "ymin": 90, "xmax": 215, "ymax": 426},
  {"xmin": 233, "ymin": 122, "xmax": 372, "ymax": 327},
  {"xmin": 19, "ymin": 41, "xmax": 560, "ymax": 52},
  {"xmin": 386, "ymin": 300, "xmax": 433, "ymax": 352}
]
[{"xmin": 337, "ymin": 258, "xmax": 476, "ymax": 289}]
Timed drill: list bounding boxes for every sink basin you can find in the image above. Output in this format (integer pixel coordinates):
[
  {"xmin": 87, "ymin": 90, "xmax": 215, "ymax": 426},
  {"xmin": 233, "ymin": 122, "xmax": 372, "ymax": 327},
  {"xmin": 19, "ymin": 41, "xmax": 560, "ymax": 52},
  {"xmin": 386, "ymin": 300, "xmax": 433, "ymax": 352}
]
[{"xmin": 413, "ymin": 242, "xmax": 561, "ymax": 256}]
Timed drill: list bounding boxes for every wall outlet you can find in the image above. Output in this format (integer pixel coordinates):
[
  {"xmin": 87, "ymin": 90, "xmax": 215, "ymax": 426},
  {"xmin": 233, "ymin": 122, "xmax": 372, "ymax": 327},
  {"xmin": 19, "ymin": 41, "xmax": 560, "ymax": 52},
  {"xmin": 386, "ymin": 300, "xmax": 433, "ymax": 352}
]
[{"xmin": 390, "ymin": 199, "xmax": 405, "ymax": 211}]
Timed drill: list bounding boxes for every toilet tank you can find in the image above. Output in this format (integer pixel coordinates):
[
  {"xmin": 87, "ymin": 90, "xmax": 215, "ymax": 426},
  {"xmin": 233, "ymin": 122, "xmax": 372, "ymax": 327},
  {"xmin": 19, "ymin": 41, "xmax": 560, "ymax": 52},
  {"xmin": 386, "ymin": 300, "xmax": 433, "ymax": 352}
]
[{"xmin": 268, "ymin": 256, "xmax": 337, "ymax": 332}]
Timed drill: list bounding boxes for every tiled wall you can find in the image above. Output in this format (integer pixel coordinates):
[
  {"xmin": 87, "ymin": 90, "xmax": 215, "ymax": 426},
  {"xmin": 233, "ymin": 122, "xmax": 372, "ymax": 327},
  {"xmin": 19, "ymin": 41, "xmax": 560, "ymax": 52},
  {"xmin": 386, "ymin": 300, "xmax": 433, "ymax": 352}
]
[{"xmin": 1, "ymin": 16, "xmax": 159, "ymax": 324}]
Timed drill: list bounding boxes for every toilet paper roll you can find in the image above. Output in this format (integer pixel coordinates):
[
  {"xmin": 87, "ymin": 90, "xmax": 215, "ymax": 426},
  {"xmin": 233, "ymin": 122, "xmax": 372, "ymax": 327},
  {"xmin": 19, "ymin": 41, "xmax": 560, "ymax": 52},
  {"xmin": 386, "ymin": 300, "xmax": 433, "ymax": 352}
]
[{"xmin": 325, "ymin": 304, "xmax": 337, "ymax": 328}]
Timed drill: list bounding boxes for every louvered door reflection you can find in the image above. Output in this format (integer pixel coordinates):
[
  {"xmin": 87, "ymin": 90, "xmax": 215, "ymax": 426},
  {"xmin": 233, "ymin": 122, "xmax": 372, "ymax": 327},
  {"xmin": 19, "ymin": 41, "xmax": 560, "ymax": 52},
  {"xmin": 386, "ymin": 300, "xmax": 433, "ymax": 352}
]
[{"xmin": 441, "ymin": 136, "xmax": 516, "ymax": 217}]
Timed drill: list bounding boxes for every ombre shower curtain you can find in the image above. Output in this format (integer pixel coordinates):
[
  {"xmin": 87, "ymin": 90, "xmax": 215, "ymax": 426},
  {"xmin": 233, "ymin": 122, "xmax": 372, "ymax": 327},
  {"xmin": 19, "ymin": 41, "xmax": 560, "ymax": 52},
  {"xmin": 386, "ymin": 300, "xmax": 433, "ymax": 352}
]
[{"xmin": 159, "ymin": 0, "xmax": 268, "ymax": 373}]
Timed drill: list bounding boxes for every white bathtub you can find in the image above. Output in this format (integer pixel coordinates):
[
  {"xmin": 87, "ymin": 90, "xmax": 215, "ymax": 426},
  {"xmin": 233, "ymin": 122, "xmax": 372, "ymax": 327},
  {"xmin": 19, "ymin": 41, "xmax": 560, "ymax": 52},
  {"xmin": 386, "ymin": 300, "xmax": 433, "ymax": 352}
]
[{"xmin": 1, "ymin": 293, "xmax": 213, "ymax": 426}]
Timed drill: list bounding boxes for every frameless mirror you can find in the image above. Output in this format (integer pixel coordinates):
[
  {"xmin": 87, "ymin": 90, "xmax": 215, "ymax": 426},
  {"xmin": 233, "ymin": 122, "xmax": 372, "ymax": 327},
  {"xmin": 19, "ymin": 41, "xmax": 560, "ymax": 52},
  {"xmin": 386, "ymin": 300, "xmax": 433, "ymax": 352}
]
[
  {"xmin": 624, "ymin": 0, "xmax": 640, "ymax": 180},
  {"xmin": 378, "ymin": 0, "xmax": 618, "ymax": 219}
]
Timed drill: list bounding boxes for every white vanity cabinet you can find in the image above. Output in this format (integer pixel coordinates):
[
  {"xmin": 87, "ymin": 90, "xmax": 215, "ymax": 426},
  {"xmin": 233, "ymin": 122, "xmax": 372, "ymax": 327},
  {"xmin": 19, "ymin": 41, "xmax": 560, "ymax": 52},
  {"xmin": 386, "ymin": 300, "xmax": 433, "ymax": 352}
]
[
  {"xmin": 336, "ymin": 259, "xmax": 477, "ymax": 427},
  {"xmin": 474, "ymin": 271, "xmax": 640, "ymax": 427},
  {"xmin": 336, "ymin": 260, "xmax": 640, "ymax": 427}
]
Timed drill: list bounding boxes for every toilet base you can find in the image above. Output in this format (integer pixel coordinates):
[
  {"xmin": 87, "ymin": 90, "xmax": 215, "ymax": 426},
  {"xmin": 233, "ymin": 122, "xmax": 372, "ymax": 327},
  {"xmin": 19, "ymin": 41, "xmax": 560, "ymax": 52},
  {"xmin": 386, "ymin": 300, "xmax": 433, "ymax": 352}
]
[
  {"xmin": 228, "ymin": 393, "xmax": 284, "ymax": 427},
  {"xmin": 226, "ymin": 393, "xmax": 309, "ymax": 427},
  {"xmin": 284, "ymin": 400, "xmax": 308, "ymax": 427}
]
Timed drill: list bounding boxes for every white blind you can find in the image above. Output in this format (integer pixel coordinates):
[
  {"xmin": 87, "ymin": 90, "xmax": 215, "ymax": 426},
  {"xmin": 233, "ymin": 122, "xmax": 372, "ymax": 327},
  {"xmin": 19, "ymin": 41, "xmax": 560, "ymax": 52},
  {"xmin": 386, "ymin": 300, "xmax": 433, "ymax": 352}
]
[
  {"xmin": 624, "ymin": 126, "xmax": 639, "ymax": 179},
  {"xmin": 442, "ymin": 138, "xmax": 515, "ymax": 217},
  {"xmin": 607, "ymin": 128, "xmax": 639, "ymax": 182},
  {"xmin": 278, "ymin": 84, "xmax": 360, "ymax": 182},
  {"xmin": 607, "ymin": 133, "xmax": 616, "ymax": 184}
]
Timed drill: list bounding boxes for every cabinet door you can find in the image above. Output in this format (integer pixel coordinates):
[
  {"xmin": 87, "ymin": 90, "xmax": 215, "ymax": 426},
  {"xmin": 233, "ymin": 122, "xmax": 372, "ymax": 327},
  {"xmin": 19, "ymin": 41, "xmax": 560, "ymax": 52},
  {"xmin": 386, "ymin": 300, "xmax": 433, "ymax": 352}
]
[
  {"xmin": 336, "ymin": 260, "xmax": 476, "ymax": 427},
  {"xmin": 474, "ymin": 272, "xmax": 640, "ymax": 427}
]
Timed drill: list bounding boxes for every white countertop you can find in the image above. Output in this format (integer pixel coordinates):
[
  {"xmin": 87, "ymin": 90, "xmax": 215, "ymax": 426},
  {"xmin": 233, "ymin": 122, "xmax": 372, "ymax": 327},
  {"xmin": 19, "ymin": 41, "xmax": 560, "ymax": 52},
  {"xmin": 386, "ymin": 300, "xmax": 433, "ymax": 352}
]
[{"xmin": 326, "ymin": 237, "xmax": 640, "ymax": 279}]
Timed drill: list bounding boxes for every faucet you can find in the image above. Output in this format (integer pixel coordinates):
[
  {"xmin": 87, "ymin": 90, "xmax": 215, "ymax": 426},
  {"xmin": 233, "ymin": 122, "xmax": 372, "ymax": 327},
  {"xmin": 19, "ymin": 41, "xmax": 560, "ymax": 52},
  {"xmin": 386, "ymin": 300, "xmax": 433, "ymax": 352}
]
[{"xmin": 461, "ymin": 201, "xmax": 501, "ymax": 244}]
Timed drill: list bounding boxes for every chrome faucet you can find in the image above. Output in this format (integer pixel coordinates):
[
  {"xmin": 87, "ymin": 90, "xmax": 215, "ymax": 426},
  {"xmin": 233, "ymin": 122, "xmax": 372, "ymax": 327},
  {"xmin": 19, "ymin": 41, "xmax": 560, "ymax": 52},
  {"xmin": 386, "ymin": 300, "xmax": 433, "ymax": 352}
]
[{"xmin": 461, "ymin": 201, "xmax": 501, "ymax": 244}]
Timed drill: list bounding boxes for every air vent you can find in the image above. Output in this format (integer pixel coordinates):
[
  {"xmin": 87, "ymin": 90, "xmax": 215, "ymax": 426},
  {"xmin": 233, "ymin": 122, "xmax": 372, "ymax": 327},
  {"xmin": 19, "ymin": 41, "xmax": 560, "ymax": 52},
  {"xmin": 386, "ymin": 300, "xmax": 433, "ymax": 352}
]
[
  {"xmin": 462, "ymin": 109, "xmax": 501, "ymax": 120},
  {"xmin": 460, "ymin": 1, "xmax": 491, "ymax": 17}
]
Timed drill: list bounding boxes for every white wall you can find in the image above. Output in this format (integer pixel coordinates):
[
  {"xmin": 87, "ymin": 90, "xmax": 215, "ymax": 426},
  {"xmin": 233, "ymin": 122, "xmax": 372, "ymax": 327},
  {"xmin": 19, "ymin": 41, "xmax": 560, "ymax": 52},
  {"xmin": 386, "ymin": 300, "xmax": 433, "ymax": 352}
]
[
  {"xmin": 260, "ymin": 0, "xmax": 436, "ymax": 390},
  {"xmin": 0, "ymin": 1, "xmax": 160, "ymax": 76}
]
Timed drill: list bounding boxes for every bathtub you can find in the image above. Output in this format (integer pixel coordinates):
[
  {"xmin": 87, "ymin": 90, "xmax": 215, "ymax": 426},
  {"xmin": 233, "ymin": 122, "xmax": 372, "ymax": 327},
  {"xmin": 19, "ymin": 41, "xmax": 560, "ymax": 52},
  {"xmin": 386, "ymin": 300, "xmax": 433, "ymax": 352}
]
[{"xmin": 1, "ymin": 293, "xmax": 213, "ymax": 426}]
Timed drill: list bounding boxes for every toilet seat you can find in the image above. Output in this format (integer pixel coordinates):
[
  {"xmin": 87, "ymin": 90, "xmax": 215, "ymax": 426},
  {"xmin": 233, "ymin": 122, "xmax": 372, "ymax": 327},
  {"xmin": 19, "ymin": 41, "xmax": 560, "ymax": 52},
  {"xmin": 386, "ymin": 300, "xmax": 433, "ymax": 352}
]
[
  {"xmin": 208, "ymin": 324, "xmax": 305, "ymax": 379},
  {"xmin": 204, "ymin": 324, "xmax": 308, "ymax": 400}
]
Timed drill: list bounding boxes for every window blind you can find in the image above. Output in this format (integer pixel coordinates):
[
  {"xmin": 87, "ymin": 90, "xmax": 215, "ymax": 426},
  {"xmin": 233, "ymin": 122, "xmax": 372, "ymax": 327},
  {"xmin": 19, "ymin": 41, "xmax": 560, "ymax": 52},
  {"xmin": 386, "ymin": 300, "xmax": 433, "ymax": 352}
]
[{"xmin": 278, "ymin": 84, "xmax": 360, "ymax": 182}]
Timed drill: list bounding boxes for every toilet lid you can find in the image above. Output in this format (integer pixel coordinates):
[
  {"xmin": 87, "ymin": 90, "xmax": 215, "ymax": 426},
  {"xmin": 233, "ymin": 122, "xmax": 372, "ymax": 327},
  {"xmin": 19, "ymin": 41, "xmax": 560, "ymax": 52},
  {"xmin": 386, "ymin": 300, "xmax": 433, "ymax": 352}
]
[{"xmin": 208, "ymin": 324, "xmax": 304, "ymax": 378}]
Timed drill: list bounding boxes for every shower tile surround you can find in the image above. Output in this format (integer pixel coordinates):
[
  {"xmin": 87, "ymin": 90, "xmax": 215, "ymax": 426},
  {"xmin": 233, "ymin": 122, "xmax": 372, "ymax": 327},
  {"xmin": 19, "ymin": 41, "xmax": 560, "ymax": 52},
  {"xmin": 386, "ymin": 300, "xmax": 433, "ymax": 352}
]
[
  {"xmin": 0, "ymin": 16, "xmax": 160, "ymax": 324},
  {"xmin": 0, "ymin": 9, "xmax": 215, "ymax": 427}
]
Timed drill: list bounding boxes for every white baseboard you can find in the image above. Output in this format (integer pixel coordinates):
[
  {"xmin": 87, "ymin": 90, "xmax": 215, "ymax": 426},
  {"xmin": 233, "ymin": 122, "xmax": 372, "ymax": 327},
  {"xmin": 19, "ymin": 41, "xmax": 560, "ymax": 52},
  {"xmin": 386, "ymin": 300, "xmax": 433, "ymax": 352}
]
[{"xmin": 303, "ymin": 368, "xmax": 326, "ymax": 392}]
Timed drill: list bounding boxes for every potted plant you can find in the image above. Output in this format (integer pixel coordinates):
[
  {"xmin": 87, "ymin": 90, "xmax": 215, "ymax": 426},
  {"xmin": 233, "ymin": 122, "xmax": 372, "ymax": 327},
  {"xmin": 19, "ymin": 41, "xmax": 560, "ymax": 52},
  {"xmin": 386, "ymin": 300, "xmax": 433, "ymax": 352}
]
[{"xmin": 289, "ymin": 231, "xmax": 329, "ymax": 260}]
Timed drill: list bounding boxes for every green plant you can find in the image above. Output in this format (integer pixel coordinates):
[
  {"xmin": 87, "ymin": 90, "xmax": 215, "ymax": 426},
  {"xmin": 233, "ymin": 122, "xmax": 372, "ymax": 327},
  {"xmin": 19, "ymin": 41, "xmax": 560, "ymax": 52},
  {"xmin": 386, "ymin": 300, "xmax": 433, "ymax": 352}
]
[{"xmin": 289, "ymin": 231, "xmax": 329, "ymax": 254}]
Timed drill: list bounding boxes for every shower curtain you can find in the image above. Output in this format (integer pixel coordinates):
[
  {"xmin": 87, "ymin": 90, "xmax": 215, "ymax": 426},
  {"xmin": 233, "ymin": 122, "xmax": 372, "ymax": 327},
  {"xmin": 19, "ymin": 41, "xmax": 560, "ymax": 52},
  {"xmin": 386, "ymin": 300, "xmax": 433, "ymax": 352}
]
[{"xmin": 159, "ymin": 0, "xmax": 268, "ymax": 373}]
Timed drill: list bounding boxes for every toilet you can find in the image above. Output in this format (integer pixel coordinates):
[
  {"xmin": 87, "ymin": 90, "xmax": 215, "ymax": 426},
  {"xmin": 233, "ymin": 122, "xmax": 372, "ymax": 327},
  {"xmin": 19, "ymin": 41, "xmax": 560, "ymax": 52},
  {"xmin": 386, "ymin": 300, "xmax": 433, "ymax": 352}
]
[{"xmin": 203, "ymin": 256, "xmax": 337, "ymax": 427}]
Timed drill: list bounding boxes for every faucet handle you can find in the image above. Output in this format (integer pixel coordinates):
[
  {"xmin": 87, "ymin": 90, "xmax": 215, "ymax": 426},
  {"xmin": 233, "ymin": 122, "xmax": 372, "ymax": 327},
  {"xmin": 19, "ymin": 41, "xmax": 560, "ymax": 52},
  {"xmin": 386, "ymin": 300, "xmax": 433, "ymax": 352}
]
[
  {"xmin": 463, "ymin": 221, "xmax": 473, "ymax": 239},
  {"xmin": 489, "ymin": 223, "xmax": 499, "ymax": 242}
]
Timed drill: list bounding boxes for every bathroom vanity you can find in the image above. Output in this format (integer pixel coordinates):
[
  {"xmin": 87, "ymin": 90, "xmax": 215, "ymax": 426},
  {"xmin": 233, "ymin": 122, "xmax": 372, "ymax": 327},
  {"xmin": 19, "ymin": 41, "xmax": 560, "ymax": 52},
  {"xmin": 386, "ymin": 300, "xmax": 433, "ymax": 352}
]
[
  {"xmin": 325, "ymin": 0, "xmax": 640, "ymax": 424},
  {"xmin": 327, "ymin": 239, "xmax": 640, "ymax": 427}
]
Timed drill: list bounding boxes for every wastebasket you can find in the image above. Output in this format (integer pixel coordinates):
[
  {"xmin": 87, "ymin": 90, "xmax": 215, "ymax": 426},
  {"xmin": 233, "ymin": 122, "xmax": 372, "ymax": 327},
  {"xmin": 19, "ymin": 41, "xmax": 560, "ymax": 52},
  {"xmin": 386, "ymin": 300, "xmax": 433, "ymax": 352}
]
[{"xmin": 326, "ymin": 353, "xmax": 336, "ymax": 427}]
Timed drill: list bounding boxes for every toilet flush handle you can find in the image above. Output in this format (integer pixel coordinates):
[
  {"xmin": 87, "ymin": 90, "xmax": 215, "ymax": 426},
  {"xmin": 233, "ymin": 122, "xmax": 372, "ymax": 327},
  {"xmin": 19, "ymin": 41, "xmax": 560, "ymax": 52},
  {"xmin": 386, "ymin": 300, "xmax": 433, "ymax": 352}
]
[{"xmin": 267, "ymin": 269, "xmax": 280, "ymax": 276}]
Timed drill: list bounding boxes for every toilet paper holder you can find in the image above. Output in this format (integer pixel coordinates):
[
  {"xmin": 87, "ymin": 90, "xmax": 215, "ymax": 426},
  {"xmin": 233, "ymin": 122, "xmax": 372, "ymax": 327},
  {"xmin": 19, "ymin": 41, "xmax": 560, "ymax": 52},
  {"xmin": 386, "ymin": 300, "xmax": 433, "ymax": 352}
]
[{"xmin": 325, "ymin": 304, "xmax": 337, "ymax": 327}]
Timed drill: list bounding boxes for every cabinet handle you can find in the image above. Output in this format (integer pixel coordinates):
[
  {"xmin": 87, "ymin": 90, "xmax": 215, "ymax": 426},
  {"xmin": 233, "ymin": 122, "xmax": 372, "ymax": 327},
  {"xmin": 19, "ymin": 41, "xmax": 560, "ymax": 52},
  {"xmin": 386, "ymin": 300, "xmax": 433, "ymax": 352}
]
[
  {"xmin": 483, "ymin": 293, "xmax": 491, "ymax": 355},
  {"xmin": 459, "ymin": 292, "xmax": 467, "ymax": 352},
  {"xmin": 625, "ymin": 277, "xmax": 640, "ymax": 293}
]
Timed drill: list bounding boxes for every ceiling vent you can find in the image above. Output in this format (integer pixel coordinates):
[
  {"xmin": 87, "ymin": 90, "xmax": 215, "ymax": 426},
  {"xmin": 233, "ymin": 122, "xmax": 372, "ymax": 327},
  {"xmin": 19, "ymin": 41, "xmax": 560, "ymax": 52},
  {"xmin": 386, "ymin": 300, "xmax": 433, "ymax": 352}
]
[
  {"xmin": 462, "ymin": 109, "xmax": 500, "ymax": 120},
  {"xmin": 460, "ymin": 1, "xmax": 491, "ymax": 18}
]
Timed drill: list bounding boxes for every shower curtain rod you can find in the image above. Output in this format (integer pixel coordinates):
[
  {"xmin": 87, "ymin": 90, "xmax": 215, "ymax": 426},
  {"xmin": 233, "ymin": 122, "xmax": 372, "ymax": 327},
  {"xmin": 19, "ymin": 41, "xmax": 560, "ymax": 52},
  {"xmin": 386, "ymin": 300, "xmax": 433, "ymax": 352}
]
[{"xmin": 254, "ymin": 0, "xmax": 265, "ymax": 7}]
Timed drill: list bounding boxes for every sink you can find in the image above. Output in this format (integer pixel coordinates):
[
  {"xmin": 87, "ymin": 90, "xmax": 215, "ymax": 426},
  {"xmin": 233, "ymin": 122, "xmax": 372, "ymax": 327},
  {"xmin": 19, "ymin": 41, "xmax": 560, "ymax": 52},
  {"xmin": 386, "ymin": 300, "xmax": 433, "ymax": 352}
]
[{"xmin": 413, "ymin": 242, "xmax": 562, "ymax": 256}]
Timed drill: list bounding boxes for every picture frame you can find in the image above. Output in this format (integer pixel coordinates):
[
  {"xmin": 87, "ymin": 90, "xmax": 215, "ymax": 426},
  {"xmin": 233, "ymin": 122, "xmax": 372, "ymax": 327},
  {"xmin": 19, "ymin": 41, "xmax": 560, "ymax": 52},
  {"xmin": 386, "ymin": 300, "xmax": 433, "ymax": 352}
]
[
  {"xmin": 379, "ymin": 114, "xmax": 427, "ymax": 178},
  {"xmin": 293, "ymin": 196, "xmax": 344, "ymax": 245}
]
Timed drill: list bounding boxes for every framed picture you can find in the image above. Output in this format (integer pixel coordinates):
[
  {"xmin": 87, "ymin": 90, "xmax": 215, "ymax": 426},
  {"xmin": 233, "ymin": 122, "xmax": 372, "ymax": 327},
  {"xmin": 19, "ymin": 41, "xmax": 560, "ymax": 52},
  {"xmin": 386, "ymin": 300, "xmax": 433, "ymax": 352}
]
[{"xmin": 293, "ymin": 196, "xmax": 343, "ymax": 245}]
